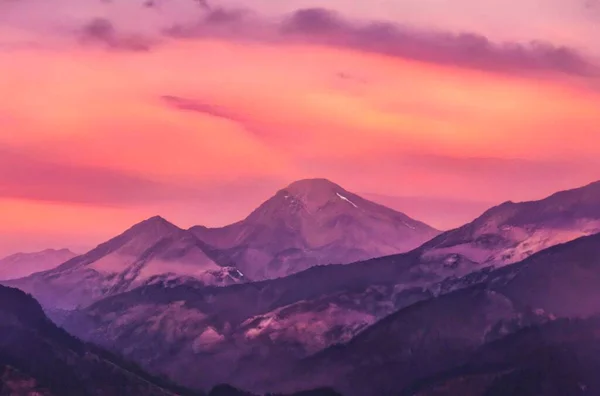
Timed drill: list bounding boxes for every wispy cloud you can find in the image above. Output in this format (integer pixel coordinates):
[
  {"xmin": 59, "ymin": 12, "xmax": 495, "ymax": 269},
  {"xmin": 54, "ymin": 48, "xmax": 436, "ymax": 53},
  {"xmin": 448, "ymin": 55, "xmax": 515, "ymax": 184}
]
[
  {"xmin": 161, "ymin": 95, "xmax": 244, "ymax": 123},
  {"xmin": 159, "ymin": 95, "xmax": 272, "ymax": 140}
]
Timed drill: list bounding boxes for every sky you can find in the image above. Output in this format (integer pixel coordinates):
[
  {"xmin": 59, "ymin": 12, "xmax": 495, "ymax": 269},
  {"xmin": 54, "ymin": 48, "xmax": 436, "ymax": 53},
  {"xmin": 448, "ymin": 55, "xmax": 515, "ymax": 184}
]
[{"xmin": 1, "ymin": 0, "xmax": 599, "ymax": 255}]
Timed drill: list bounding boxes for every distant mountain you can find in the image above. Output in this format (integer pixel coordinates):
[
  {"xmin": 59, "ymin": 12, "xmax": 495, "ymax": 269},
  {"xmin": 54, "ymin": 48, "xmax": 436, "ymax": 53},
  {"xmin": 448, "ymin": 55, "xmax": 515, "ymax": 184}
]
[
  {"xmin": 5, "ymin": 216, "xmax": 244, "ymax": 310},
  {"xmin": 0, "ymin": 248, "xmax": 76, "ymax": 280},
  {"xmin": 419, "ymin": 180, "xmax": 600, "ymax": 272},
  {"xmin": 0, "ymin": 284, "xmax": 206, "ymax": 396},
  {"xmin": 190, "ymin": 178, "xmax": 440, "ymax": 280},
  {"xmin": 268, "ymin": 232, "xmax": 600, "ymax": 396}
]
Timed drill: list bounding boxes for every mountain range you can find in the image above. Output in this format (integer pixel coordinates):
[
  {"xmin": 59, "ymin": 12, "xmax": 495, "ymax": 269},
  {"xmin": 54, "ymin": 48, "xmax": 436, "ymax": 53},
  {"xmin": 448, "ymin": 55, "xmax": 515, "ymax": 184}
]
[
  {"xmin": 0, "ymin": 285, "xmax": 343, "ymax": 396},
  {"xmin": 4, "ymin": 179, "xmax": 439, "ymax": 310},
  {"xmin": 3, "ymin": 178, "xmax": 600, "ymax": 395},
  {"xmin": 269, "ymin": 231, "xmax": 600, "ymax": 395},
  {"xmin": 53, "ymin": 179, "xmax": 600, "ymax": 393}
]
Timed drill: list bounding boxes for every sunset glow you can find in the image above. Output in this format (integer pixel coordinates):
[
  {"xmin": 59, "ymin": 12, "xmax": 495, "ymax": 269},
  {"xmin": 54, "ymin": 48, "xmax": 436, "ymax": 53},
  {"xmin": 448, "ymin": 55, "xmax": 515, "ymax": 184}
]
[{"xmin": 1, "ymin": 0, "xmax": 599, "ymax": 255}]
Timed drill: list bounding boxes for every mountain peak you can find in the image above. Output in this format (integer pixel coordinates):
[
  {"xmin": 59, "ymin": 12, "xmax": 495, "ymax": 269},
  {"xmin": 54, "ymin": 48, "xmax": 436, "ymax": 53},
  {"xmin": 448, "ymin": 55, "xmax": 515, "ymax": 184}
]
[
  {"xmin": 285, "ymin": 178, "xmax": 343, "ymax": 194},
  {"xmin": 128, "ymin": 215, "xmax": 180, "ymax": 235},
  {"xmin": 278, "ymin": 178, "xmax": 355, "ymax": 212},
  {"xmin": 144, "ymin": 215, "xmax": 171, "ymax": 224}
]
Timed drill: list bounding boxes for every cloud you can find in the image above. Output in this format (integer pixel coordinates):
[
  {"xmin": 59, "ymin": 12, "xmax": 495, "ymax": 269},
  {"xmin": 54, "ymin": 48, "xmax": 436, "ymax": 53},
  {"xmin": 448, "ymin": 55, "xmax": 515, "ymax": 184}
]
[
  {"xmin": 3, "ymin": 0, "xmax": 596, "ymax": 75},
  {"xmin": 79, "ymin": 17, "xmax": 154, "ymax": 51},
  {"xmin": 161, "ymin": 95, "xmax": 244, "ymax": 123},
  {"xmin": 159, "ymin": 95, "xmax": 273, "ymax": 140},
  {"xmin": 284, "ymin": 8, "xmax": 596, "ymax": 76},
  {"xmin": 166, "ymin": 7, "xmax": 598, "ymax": 77}
]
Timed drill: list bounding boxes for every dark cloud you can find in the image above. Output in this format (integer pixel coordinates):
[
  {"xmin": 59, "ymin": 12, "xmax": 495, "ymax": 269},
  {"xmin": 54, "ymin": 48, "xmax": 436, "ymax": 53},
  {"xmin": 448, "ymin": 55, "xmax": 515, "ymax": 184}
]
[
  {"xmin": 280, "ymin": 8, "xmax": 597, "ymax": 77},
  {"xmin": 79, "ymin": 17, "xmax": 154, "ymax": 52},
  {"xmin": 166, "ymin": 7, "xmax": 598, "ymax": 77},
  {"xmin": 164, "ymin": 7, "xmax": 252, "ymax": 38}
]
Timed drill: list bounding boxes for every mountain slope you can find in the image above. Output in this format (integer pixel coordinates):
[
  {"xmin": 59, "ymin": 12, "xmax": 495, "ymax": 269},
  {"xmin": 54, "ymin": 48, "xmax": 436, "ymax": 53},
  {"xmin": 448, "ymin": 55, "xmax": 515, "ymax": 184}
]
[
  {"xmin": 61, "ymin": 249, "xmax": 439, "ymax": 391},
  {"xmin": 190, "ymin": 178, "xmax": 440, "ymax": 280},
  {"xmin": 268, "ymin": 232, "xmax": 600, "ymax": 396},
  {"xmin": 0, "ymin": 284, "xmax": 205, "ymax": 396},
  {"xmin": 419, "ymin": 180, "xmax": 600, "ymax": 270},
  {"xmin": 408, "ymin": 317, "xmax": 600, "ymax": 396},
  {"xmin": 6, "ymin": 217, "xmax": 244, "ymax": 310},
  {"xmin": 0, "ymin": 249, "xmax": 77, "ymax": 280}
]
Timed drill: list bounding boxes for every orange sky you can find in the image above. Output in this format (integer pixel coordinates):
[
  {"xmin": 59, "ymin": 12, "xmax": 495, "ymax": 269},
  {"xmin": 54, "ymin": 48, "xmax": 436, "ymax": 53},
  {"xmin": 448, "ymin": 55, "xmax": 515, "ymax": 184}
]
[{"xmin": 1, "ymin": 2, "xmax": 600, "ymax": 255}]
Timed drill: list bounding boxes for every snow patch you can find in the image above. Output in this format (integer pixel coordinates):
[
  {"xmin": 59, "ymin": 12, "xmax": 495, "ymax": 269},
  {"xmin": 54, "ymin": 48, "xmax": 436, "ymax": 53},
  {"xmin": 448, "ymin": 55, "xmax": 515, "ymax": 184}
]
[
  {"xmin": 192, "ymin": 327, "xmax": 225, "ymax": 353},
  {"xmin": 336, "ymin": 192, "xmax": 358, "ymax": 208},
  {"xmin": 403, "ymin": 221, "xmax": 416, "ymax": 230}
]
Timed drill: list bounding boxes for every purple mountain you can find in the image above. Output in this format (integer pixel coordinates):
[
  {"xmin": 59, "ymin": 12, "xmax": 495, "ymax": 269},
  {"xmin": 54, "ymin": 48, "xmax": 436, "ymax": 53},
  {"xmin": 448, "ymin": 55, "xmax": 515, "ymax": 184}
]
[
  {"xmin": 5, "ymin": 216, "xmax": 243, "ymax": 310},
  {"xmin": 418, "ymin": 180, "xmax": 600, "ymax": 276},
  {"xmin": 61, "ymin": 180, "xmax": 600, "ymax": 393},
  {"xmin": 270, "ymin": 231, "xmax": 600, "ymax": 396},
  {"xmin": 0, "ymin": 248, "xmax": 77, "ymax": 280},
  {"xmin": 190, "ymin": 178, "xmax": 441, "ymax": 280}
]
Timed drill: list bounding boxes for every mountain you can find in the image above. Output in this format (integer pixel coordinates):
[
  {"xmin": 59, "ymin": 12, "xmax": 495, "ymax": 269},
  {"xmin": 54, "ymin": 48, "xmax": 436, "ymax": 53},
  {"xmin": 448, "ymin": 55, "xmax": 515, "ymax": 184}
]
[
  {"xmin": 61, "ymin": 250, "xmax": 439, "ymax": 392},
  {"xmin": 61, "ymin": 188, "xmax": 600, "ymax": 393},
  {"xmin": 0, "ymin": 284, "xmax": 206, "ymax": 396},
  {"xmin": 419, "ymin": 180, "xmax": 600, "ymax": 271},
  {"xmin": 6, "ymin": 178, "xmax": 439, "ymax": 310},
  {"xmin": 266, "ymin": 232, "xmax": 600, "ymax": 396},
  {"xmin": 190, "ymin": 178, "xmax": 441, "ymax": 280},
  {"xmin": 408, "ymin": 317, "xmax": 600, "ymax": 396},
  {"xmin": 59, "ymin": 180, "xmax": 600, "ymax": 392},
  {"xmin": 0, "ymin": 284, "xmax": 333, "ymax": 396},
  {"xmin": 5, "ymin": 216, "xmax": 244, "ymax": 310},
  {"xmin": 0, "ymin": 248, "xmax": 77, "ymax": 280}
]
